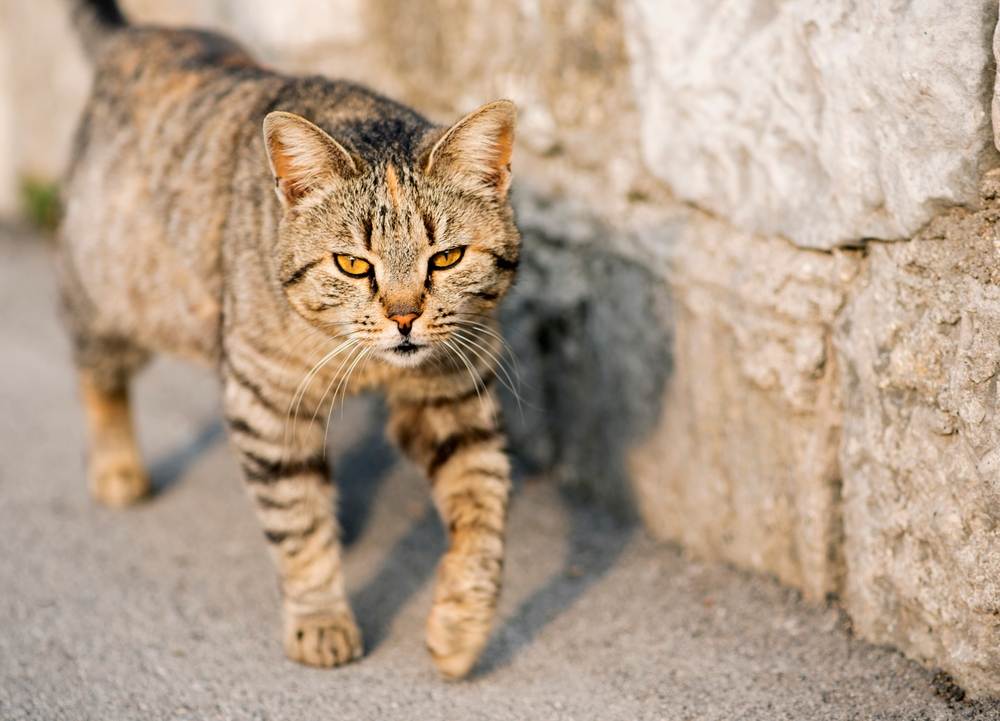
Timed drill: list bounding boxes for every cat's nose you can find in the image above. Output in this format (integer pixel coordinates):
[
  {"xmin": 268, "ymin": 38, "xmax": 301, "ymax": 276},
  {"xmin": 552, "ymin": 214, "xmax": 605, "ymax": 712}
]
[{"xmin": 388, "ymin": 311, "xmax": 421, "ymax": 336}]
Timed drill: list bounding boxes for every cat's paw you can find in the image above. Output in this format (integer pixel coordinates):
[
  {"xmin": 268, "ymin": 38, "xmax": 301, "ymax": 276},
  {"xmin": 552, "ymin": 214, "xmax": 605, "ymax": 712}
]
[
  {"xmin": 426, "ymin": 596, "xmax": 493, "ymax": 679},
  {"xmin": 426, "ymin": 553, "xmax": 498, "ymax": 679},
  {"xmin": 283, "ymin": 608, "xmax": 363, "ymax": 668},
  {"xmin": 88, "ymin": 447, "xmax": 149, "ymax": 508}
]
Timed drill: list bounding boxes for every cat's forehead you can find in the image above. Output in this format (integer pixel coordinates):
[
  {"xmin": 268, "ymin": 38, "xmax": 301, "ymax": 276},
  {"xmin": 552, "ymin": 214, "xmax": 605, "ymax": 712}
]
[
  {"xmin": 370, "ymin": 162, "xmax": 416, "ymax": 220},
  {"xmin": 366, "ymin": 162, "xmax": 434, "ymax": 260}
]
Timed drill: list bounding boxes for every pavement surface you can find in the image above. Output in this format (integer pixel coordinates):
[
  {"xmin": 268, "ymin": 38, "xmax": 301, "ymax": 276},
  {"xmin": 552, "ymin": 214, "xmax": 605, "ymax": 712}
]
[{"xmin": 2, "ymin": 225, "xmax": 999, "ymax": 721}]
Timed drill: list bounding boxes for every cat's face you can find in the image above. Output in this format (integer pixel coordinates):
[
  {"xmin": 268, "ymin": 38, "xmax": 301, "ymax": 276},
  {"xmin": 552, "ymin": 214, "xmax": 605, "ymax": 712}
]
[{"xmin": 264, "ymin": 102, "xmax": 518, "ymax": 369}]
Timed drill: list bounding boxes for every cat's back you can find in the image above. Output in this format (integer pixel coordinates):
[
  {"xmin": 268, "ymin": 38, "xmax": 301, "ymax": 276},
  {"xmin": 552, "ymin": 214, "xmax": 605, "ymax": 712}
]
[{"xmin": 60, "ymin": 26, "xmax": 285, "ymax": 363}]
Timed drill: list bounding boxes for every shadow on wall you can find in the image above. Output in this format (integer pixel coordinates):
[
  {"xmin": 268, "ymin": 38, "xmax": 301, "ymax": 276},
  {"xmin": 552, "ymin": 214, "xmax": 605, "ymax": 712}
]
[{"xmin": 499, "ymin": 195, "xmax": 674, "ymax": 516}]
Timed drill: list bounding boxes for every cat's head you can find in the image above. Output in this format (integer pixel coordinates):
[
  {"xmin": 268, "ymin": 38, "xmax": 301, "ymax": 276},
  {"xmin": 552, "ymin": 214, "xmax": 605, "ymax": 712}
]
[{"xmin": 263, "ymin": 100, "xmax": 518, "ymax": 369}]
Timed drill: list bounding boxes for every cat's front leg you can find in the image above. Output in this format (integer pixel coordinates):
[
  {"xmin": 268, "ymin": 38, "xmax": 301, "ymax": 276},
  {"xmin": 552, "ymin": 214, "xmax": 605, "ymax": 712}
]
[
  {"xmin": 389, "ymin": 385, "xmax": 511, "ymax": 679},
  {"xmin": 222, "ymin": 360, "xmax": 362, "ymax": 668}
]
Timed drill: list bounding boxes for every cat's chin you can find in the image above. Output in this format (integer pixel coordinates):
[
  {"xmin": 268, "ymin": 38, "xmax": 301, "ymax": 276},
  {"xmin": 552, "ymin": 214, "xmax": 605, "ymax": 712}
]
[{"xmin": 379, "ymin": 343, "xmax": 433, "ymax": 369}]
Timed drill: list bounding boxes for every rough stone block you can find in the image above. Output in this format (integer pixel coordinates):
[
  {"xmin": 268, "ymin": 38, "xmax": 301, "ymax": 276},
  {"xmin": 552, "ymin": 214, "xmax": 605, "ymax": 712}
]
[
  {"xmin": 623, "ymin": 0, "xmax": 999, "ymax": 249},
  {"xmin": 835, "ymin": 173, "xmax": 1000, "ymax": 697},
  {"xmin": 630, "ymin": 213, "xmax": 858, "ymax": 599}
]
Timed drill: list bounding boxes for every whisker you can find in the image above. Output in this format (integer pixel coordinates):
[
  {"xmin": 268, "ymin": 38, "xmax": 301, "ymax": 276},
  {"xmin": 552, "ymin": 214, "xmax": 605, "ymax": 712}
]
[
  {"xmin": 307, "ymin": 339, "xmax": 367, "ymax": 429},
  {"xmin": 442, "ymin": 337, "xmax": 492, "ymax": 423},
  {"xmin": 283, "ymin": 334, "xmax": 365, "ymax": 455},
  {"xmin": 450, "ymin": 329, "xmax": 527, "ymax": 419},
  {"xmin": 270, "ymin": 324, "xmax": 346, "ymax": 456},
  {"xmin": 449, "ymin": 317, "xmax": 523, "ymax": 383},
  {"xmin": 325, "ymin": 346, "xmax": 372, "ymax": 447},
  {"xmin": 429, "ymin": 338, "xmax": 465, "ymax": 377},
  {"xmin": 446, "ymin": 314, "xmax": 522, "ymax": 364},
  {"xmin": 332, "ymin": 344, "xmax": 368, "ymax": 420}
]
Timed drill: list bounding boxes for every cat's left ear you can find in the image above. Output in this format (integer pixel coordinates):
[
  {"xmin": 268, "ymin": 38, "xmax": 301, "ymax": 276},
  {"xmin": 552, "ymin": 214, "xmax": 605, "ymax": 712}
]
[
  {"xmin": 423, "ymin": 100, "xmax": 516, "ymax": 198},
  {"xmin": 263, "ymin": 111, "xmax": 359, "ymax": 210}
]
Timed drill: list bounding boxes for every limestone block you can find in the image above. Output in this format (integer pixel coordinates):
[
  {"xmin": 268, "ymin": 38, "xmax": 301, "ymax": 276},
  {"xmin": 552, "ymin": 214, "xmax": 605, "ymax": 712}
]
[
  {"xmin": 835, "ymin": 172, "xmax": 1000, "ymax": 697},
  {"xmin": 630, "ymin": 212, "xmax": 858, "ymax": 599},
  {"xmin": 623, "ymin": 0, "xmax": 999, "ymax": 249}
]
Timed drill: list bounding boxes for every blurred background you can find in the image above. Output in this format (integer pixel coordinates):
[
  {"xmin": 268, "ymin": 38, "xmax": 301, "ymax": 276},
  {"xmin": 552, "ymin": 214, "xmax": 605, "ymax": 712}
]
[{"xmin": 3, "ymin": 0, "xmax": 1000, "ymax": 706}]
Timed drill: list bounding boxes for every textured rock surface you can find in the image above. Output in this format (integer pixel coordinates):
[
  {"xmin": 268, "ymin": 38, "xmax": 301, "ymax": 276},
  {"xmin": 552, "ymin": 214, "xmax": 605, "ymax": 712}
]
[
  {"xmin": 624, "ymin": 0, "xmax": 999, "ymax": 249},
  {"xmin": 631, "ymin": 214, "xmax": 857, "ymax": 600},
  {"xmin": 835, "ymin": 172, "xmax": 1000, "ymax": 698}
]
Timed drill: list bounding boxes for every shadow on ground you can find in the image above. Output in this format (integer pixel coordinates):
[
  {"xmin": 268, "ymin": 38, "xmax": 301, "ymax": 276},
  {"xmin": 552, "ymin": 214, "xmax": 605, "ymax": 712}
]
[
  {"xmin": 476, "ymin": 495, "xmax": 634, "ymax": 676},
  {"xmin": 148, "ymin": 418, "xmax": 225, "ymax": 496}
]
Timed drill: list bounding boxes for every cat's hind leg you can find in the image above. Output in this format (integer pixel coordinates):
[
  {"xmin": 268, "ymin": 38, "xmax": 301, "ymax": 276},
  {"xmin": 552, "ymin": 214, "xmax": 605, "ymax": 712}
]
[
  {"xmin": 75, "ymin": 335, "xmax": 151, "ymax": 508},
  {"xmin": 58, "ymin": 233, "xmax": 152, "ymax": 508}
]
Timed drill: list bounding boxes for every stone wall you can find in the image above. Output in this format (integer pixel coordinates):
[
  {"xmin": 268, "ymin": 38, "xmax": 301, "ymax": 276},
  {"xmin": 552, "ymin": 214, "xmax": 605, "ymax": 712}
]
[
  {"xmin": 623, "ymin": 0, "xmax": 999, "ymax": 249},
  {"xmin": 630, "ymin": 216, "xmax": 856, "ymax": 601},
  {"xmin": 836, "ymin": 179, "xmax": 1000, "ymax": 695},
  {"xmin": 3, "ymin": 0, "xmax": 1000, "ymax": 698}
]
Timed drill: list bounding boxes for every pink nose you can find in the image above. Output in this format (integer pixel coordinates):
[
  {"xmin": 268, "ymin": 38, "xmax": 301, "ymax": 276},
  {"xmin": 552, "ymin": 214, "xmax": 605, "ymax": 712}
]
[{"xmin": 388, "ymin": 312, "xmax": 420, "ymax": 335}]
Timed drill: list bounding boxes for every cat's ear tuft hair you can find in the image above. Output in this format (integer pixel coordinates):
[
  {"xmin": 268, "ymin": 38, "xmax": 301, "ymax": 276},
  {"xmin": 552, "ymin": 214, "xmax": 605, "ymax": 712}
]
[
  {"xmin": 263, "ymin": 111, "xmax": 359, "ymax": 209},
  {"xmin": 423, "ymin": 100, "xmax": 516, "ymax": 198}
]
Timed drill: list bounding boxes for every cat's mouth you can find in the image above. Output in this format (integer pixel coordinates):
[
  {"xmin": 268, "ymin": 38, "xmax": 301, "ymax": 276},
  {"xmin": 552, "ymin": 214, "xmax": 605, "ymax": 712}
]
[
  {"xmin": 380, "ymin": 338, "xmax": 431, "ymax": 367},
  {"xmin": 393, "ymin": 339, "xmax": 422, "ymax": 355},
  {"xmin": 376, "ymin": 335, "xmax": 435, "ymax": 368}
]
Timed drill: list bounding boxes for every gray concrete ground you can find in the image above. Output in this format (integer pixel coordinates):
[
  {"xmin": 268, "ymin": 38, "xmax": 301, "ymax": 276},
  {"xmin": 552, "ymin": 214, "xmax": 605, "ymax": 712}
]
[{"xmin": 1, "ymin": 225, "xmax": 998, "ymax": 721}]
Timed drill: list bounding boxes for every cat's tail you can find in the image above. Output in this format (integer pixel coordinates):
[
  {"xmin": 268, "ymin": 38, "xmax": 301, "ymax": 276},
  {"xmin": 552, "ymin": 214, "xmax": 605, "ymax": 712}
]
[{"xmin": 68, "ymin": 0, "xmax": 127, "ymax": 60}]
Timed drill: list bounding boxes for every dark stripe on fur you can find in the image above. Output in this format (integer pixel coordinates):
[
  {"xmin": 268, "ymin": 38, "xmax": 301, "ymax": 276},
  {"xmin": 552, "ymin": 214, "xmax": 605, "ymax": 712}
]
[
  {"xmin": 422, "ymin": 212, "xmax": 436, "ymax": 245},
  {"xmin": 224, "ymin": 361, "xmax": 284, "ymax": 417},
  {"xmin": 85, "ymin": 0, "xmax": 125, "ymax": 26},
  {"xmin": 362, "ymin": 215, "xmax": 374, "ymax": 251},
  {"xmin": 264, "ymin": 518, "xmax": 318, "ymax": 545},
  {"xmin": 254, "ymin": 494, "xmax": 299, "ymax": 510},
  {"xmin": 490, "ymin": 251, "xmax": 519, "ymax": 272},
  {"xmin": 282, "ymin": 257, "xmax": 323, "ymax": 288},
  {"xmin": 226, "ymin": 415, "xmax": 262, "ymax": 439},
  {"xmin": 447, "ymin": 517, "xmax": 504, "ymax": 537},
  {"xmin": 71, "ymin": 0, "xmax": 127, "ymax": 58},
  {"xmin": 428, "ymin": 427, "xmax": 500, "ymax": 476},
  {"xmin": 411, "ymin": 371, "xmax": 495, "ymax": 408},
  {"xmin": 242, "ymin": 450, "xmax": 328, "ymax": 484},
  {"xmin": 458, "ymin": 466, "xmax": 509, "ymax": 482}
]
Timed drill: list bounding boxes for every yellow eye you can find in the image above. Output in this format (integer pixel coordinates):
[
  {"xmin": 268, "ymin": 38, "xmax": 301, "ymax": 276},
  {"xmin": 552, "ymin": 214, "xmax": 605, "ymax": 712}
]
[
  {"xmin": 334, "ymin": 254, "xmax": 372, "ymax": 277},
  {"xmin": 429, "ymin": 247, "xmax": 465, "ymax": 270}
]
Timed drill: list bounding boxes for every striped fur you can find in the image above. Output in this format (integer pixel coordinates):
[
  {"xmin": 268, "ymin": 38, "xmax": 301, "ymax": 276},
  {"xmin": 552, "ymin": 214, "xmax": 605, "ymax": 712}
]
[{"xmin": 58, "ymin": 0, "xmax": 519, "ymax": 679}]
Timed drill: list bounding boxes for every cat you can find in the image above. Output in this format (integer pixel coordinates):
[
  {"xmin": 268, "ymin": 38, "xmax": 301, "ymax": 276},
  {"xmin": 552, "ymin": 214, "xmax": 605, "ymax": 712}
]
[{"xmin": 59, "ymin": 0, "xmax": 518, "ymax": 679}]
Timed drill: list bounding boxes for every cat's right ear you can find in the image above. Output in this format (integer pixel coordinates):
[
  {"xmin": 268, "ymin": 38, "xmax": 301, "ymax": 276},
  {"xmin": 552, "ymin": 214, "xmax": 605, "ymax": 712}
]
[{"xmin": 263, "ymin": 112, "xmax": 359, "ymax": 210}]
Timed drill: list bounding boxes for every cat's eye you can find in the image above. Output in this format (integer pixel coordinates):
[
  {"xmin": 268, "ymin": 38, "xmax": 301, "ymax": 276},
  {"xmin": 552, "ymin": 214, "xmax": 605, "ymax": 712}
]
[
  {"xmin": 334, "ymin": 254, "xmax": 372, "ymax": 278},
  {"xmin": 429, "ymin": 247, "xmax": 465, "ymax": 271}
]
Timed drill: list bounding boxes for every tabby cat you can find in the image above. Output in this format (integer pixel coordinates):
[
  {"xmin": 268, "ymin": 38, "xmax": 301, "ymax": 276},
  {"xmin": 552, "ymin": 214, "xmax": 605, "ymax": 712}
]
[{"xmin": 59, "ymin": 0, "xmax": 518, "ymax": 679}]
